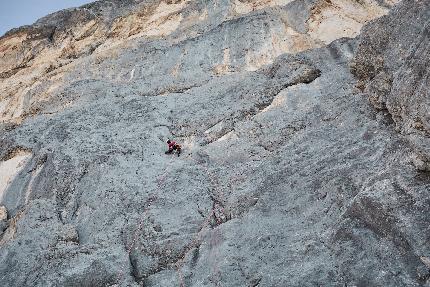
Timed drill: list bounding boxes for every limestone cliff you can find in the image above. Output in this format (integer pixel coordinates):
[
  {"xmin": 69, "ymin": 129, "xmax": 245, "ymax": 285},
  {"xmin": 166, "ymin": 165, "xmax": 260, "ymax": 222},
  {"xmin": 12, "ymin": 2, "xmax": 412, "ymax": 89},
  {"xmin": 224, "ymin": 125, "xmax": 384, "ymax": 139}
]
[
  {"xmin": 0, "ymin": 0, "xmax": 395, "ymax": 123},
  {"xmin": 1, "ymin": 0, "xmax": 429, "ymax": 286}
]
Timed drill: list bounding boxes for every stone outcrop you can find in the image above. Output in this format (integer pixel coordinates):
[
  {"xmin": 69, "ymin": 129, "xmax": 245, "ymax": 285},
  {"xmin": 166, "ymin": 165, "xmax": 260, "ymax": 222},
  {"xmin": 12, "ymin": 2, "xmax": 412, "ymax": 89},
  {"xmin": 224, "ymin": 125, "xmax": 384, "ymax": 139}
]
[
  {"xmin": 0, "ymin": 0, "xmax": 395, "ymax": 123},
  {"xmin": 1, "ymin": 0, "xmax": 429, "ymax": 286},
  {"xmin": 352, "ymin": 0, "xmax": 430, "ymax": 171}
]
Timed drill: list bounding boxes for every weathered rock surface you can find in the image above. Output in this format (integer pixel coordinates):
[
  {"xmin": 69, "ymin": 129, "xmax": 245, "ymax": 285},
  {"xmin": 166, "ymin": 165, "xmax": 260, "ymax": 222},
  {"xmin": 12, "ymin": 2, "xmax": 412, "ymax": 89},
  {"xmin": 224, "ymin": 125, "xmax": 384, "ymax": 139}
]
[
  {"xmin": 352, "ymin": 0, "xmax": 430, "ymax": 171},
  {"xmin": 1, "ymin": 0, "xmax": 429, "ymax": 286},
  {"xmin": 0, "ymin": 0, "xmax": 395, "ymax": 123},
  {"xmin": 0, "ymin": 206, "xmax": 6, "ymax": 221}
]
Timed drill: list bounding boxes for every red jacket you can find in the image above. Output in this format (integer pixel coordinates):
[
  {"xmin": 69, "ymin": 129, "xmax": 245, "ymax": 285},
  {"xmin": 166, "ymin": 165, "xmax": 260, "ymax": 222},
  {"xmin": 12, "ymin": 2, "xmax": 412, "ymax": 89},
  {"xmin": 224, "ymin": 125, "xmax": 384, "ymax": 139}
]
[{"xmin": 168, "ymin": 141, "xmax": 176, "ymax": 149}]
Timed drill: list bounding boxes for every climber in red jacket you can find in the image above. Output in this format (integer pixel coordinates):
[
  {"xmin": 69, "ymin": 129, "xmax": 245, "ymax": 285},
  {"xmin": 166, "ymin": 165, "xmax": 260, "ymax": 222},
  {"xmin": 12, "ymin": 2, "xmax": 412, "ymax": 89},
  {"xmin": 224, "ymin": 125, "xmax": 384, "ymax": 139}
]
[{"xmin": 165, "ymin": 139, "xmax": 181, "ymax": 157}]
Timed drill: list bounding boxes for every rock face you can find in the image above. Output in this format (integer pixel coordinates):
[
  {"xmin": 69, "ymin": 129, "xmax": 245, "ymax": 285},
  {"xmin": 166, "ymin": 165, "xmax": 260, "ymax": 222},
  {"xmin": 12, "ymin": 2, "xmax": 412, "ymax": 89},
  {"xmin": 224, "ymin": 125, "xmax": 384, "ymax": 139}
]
[
  {"xmin": 1, "ymin": 0, "xmax": 429, "ymax": 286},
  {"xmin": 352, "ymin": 0, "xmax": 430, "ymax": 171},
  {"xmin": 0, "ymin": 0, "xmax": 395, "ymax": 123}
]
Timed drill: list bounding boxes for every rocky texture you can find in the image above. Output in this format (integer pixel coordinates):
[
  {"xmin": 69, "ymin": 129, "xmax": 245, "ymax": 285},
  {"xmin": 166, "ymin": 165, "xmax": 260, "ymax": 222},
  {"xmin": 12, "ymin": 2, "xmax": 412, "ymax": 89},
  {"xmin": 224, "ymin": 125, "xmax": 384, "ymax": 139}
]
[
  {"xmin": 0, "ymin": 0, "xmax": 395, "ymax": 123},
  {"xmin": 351, "ymin": 0, "xmax": 430, "ymax": 171},
  {"xmin": 0, "ymin": 206, "xmax": 6, "ymax": 220},
  {"xmin": 0, "ymin": 148, "xmax": 32, "ymax": 201},
  {"xmin": 1, "ymin": 0, "xmax": 430, "ymax": 286},
  {"xmin": 0, "ymin": 205, "xmax": 7, "ymax": 238}
]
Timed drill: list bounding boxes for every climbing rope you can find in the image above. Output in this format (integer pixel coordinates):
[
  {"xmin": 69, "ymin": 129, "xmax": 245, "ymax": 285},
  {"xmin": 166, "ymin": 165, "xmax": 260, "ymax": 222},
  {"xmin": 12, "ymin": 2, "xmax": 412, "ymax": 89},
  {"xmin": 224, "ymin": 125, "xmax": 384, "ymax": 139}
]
[
  {"xmin": 115, "ymin": 155, "xmax": 175, "ymax": 284},
  {"xmin": 175, "ymin": 154, "xmax": 229, "ymax": 287},
  {"xmin": 115, "ymin": 150, "xmax": 230, "ymax": 286}
]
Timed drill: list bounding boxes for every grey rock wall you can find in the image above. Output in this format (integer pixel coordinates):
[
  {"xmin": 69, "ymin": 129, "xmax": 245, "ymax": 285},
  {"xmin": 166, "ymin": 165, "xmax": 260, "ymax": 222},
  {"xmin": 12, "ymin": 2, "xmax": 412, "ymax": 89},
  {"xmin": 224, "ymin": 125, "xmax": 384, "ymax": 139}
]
[
  {"xmin": 1, "ymin": 0, "xmax": 429, "ymax": 286},
  {"xmin": 352, "ymin": 0, "xmax": 430, "ymax": 171}
]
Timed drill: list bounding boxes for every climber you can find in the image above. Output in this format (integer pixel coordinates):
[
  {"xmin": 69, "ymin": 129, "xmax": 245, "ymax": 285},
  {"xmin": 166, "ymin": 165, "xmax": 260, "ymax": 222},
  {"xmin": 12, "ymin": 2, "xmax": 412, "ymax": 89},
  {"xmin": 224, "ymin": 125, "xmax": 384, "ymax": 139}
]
[{"xmin": 165, "ymin": 139, "xmax": 181, "ymax": 157}]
